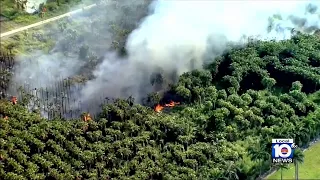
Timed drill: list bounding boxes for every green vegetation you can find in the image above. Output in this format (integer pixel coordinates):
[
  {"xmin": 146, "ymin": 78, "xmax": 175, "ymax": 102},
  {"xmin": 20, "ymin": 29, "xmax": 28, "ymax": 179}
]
[
  {"xmin": 1, "ymin": 28, "xmax": 56, "ymax": 55},
  {"xmin": 1, "ymin": 33, "xmax": 320, "ymax": 179},
  {"xmin": 1, "ymin": 18, "xmax": 72, "ymax": 55},
  {"xmin": 0, "ymin": 0, "xmax": 94, "ymax": 32},
  {"xmin": 268, "ymin": 142, "xmax": 320, "ymax": 179}
]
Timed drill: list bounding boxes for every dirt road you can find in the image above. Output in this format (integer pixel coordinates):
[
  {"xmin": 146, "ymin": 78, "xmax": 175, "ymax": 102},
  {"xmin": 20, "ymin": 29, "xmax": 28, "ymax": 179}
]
[{"xmin": 0, "ymin": 3, "xmax": 97, "ymax": 38}]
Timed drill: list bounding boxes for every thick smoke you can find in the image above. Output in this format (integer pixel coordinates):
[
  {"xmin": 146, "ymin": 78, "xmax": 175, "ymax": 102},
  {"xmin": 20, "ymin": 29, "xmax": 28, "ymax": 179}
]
[
  {"xmin": 9, "ymin": 0, "xmax": 320, "ymax": 117},
  {"xmin": 79, "ymin": 0, "xmax": 320, "ymax": 107}
]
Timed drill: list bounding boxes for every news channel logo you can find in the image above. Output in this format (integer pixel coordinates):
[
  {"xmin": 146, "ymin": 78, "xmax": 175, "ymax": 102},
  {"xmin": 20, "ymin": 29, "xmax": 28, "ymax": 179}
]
[{"xmin": 271, "ymin": 139, "xmax": 298, "ymax": 163}]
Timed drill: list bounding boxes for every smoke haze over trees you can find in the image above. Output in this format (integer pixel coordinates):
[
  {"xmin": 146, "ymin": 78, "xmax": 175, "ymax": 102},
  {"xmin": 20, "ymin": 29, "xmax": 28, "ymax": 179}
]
[{"xmin": 8, "ymin": 0, "xmax": 320, "ymax": 117}]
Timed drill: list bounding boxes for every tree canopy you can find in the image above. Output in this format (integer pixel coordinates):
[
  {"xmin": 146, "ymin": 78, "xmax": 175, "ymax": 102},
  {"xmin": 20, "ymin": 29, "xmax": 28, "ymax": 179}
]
[{"xmin": 1, "ymin": 33, "xmax": 320, "ymax": 179}]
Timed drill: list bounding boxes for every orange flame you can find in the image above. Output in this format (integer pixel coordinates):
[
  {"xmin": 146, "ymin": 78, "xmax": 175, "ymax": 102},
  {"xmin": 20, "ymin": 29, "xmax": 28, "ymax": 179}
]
[
  {"xmin": 154, "ymin": 104, "xmax": 164, "ymax": 113},
  {"xmin": 11, "ymin": 96, "xmax": 17, "ymax": 105},
  {"xmin": 82, "ymin": 113, "xmax": 92, "ymax": 122},
  {"xmin": 165, "ymin": 100, "xmax": 180, "ymax": 107}
]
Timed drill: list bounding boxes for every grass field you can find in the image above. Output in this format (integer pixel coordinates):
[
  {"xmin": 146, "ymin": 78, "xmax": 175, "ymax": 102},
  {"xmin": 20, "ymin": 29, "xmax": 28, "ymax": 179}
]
[
  {"xmin": 267, "ymin": 141, "xmax": 320, "ymax": 180},
  {"xmin": 0, "ymin": 15, "xmax": 86, "ymax": 55},
  {"xmin": 0, "ymin": 0, "xmax": 94, "ymax": 32},
  {"xmin": 0, "ymin": 0, "xmax": 95, "ymax": 55}
]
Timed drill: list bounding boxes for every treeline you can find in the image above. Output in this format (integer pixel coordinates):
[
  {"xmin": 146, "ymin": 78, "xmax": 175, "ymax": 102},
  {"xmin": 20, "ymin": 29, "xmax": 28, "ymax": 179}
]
[{"xmin": 1, "ymin": 33, "xmax": 320, "ymax": 179}]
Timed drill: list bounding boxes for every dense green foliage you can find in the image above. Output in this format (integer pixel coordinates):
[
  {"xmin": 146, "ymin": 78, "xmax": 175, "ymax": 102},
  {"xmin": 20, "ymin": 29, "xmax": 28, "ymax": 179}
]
[{"xmin": 1, "ymin": 34, "xmax": 320, "ymax": 179}]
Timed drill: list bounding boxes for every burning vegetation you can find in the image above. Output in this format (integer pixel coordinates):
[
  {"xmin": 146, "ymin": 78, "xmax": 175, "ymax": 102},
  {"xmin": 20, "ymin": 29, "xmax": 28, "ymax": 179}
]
[
  {"xmin": 154, "ymin": 104, "xmax": 164, "ymax": 113},
  {"xmin": 154, "ymin": 100, "xmax": 180, "ymax": 113},
  {"xmin": 165, "ymin": 100, "xmax": 180, "ymax": 107},
  {"xmin": 11, "ymin": 96, "xmax": 17, "ymax": 105},
  {"xmin": 82, "ymin": 113, "xmax": 92, "ymax": 122}
]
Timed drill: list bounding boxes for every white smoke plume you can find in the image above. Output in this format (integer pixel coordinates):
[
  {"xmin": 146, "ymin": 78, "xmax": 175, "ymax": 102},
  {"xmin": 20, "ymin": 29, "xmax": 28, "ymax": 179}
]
[
  {"xmin": 9, "ymin": 0, "xmax": 320, "ymax": 117},
  {"xmin": 79, "ymin": 0, "xmax": 320, "ymax": 106}
]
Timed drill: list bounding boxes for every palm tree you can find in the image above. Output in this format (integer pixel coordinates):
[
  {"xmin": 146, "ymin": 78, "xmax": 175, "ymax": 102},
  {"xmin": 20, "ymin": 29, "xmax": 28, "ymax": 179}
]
[
  {"xmin": 248, "ymin": 141, "xmax": 269, "ymax": 176},
  {"xmin": 293, "ymin": 148, "xmax": 304, "ymax": 180},
  {"xmin": 221, "ymin": 161, "xmax": 239, "ymax": 180},
  {"xmin": 277, "ymin": 163, "xmax": 289, "ymax": 180}
]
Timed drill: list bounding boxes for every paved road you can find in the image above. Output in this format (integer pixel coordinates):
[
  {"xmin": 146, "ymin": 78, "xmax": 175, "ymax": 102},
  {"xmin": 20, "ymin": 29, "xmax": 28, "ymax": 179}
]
[{"xmin": 0, "ymin": 3, "xmax": 97, "ymax": 38}]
